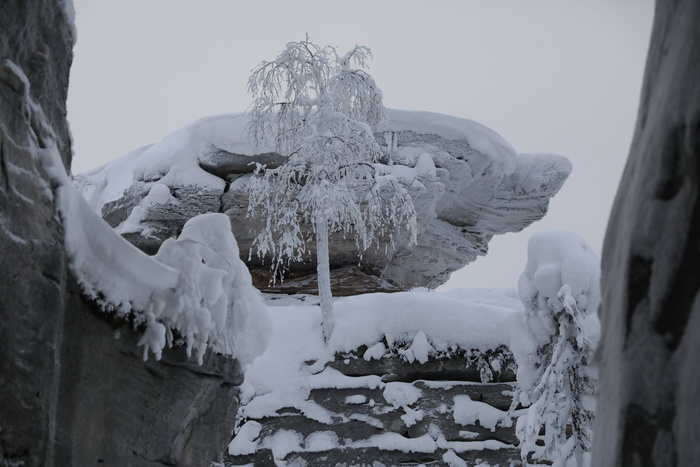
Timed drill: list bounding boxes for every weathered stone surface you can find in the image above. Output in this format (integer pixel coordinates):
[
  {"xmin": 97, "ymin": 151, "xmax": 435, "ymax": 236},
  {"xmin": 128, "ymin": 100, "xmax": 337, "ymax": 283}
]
[
  {"xmin": 0, "ymin": 4, "xmax": 74, "ymax": 464},
  {"xmin": 592, "ymin": 0, "xmax": 700, "ymax": 465},
  {"xmin": 78, "ymin": 112, "xmax": 570, "ymax": 294},
  {"xmin": 252, "ymin": 265, "xmax": 403, "ymax": 296},
  {"xmin": 106, "ymin": 184, "xmax": 223, "ymax": 255},
  {"xmin": 0, "ymin": 4, "xmax": 243, "ymax": 466}
]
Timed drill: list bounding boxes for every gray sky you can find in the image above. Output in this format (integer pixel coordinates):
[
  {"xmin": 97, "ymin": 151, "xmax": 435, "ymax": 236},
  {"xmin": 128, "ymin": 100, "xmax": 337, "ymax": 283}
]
[{"xmin": 67, "ymin": 1, "xmax": 655, "ymax": 290}]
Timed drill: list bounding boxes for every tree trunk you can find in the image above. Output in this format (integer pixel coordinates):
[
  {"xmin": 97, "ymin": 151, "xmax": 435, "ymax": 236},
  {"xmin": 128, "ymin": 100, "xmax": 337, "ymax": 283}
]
[{"xmin": 315, "ymin": 210, "xmax": 334, "ymax": 342}]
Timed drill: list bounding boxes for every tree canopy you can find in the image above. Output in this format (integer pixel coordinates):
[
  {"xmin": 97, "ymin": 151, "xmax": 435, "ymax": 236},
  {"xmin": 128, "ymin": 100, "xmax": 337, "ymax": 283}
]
[{"xmin": 246, "ymin": 36, "xmax": 417, "ymax": 341}]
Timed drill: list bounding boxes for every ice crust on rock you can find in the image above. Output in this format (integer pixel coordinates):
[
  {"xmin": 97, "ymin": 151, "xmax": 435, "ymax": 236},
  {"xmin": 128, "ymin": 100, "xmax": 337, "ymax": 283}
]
[{"xmin": 74, "ymin": 109, "xmax": 571, "ymax": 291}]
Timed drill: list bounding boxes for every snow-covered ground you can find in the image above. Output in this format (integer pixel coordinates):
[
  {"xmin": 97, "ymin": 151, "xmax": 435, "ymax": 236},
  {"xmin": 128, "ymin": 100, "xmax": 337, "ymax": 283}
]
[{"xmin": 238, "ymin": 289, "xmax": 526, "ymax": 419}]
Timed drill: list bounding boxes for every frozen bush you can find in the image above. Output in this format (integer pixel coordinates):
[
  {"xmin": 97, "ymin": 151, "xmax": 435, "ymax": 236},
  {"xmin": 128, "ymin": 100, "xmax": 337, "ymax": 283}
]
[{"xmin": 510, "ymin": 231, "xmax": 600, "ymax": 466}]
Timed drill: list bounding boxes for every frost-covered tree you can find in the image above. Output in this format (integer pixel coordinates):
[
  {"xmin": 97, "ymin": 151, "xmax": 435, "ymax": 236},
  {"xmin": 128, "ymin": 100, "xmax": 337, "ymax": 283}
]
[
  {"xmin": 246, "ymin": 36, "xmax": 417, "ymax": 342},
  {"xmin": 509, "ymin": 231, "xmax": 600, "ymax": 467}
]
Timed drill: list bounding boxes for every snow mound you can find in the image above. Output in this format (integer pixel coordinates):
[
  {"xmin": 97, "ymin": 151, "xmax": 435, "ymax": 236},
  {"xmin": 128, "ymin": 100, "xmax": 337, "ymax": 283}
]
[
  {"xmin": 453, "ymin": 395, "xmax": 508, "ymax": 431},
  {"xmin": 60, "ymin": 177, "xmax": 271, "ymax": 364}
]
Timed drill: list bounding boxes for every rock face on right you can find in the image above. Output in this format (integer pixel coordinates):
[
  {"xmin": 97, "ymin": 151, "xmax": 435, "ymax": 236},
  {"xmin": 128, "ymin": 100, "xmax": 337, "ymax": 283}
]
[{"xmin": 592, "ymin": 0, "xmax": 700, "ymax": 465}]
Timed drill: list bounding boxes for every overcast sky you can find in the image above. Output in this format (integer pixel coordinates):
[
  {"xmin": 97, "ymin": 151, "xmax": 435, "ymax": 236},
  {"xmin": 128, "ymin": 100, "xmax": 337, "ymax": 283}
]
[{"xmin": 67, "ymin": 1, "xmax": 655, "ymax": 290}]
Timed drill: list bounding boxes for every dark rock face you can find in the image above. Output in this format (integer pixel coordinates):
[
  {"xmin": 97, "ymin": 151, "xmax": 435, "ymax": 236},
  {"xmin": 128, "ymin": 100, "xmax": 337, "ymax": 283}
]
[
  {"xmin": 0, "ymin": 4, "xmax": 241, "ymax": 466},
  {"xmin": 56, "ymin": 286, "xmax": 243, "ymax": 466},
  {"xmin": 0, "ymin": 3, "xmax": 74, "ymax": 464},
  {"xmin": 592, "ymin": 0, "xmax": 700, "ymax": 465}
]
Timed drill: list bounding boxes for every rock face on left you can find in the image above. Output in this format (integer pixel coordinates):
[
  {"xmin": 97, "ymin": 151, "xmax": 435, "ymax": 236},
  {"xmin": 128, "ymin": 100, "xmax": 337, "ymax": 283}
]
[{"xmin": 0, "ymin": 3, "xmax": 242, "ymax": 466}]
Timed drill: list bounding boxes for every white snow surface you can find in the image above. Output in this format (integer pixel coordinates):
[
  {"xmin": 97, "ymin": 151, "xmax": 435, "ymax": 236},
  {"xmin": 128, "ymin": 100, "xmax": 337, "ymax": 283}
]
[
  {"xmin": 519, "ymin": 230, "xmax": 601, "ymax": 319},
  {"xmin": 383, "ymin": 382, "xmax": 422, "ymax": 407},
  {"xmin": 227, "ymin": 421, "xmax": 262, "ymax": 456},
  {"xmin": 73, "ymin": 109, "xmax": 520, "ymax": 215},
  {"xmin": 59, "ymin": 181, "xmax": 271, "ymax": 364},
  {"xmin": 453, "ymin": 395, "xmax": 508, "ymax": 431}
]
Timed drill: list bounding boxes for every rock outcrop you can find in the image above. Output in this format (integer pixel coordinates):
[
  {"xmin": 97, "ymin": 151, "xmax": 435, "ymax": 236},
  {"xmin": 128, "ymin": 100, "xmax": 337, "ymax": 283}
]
[
  {"xmin": 592, "ymin": 0, "xmax": 700, "ymax": 465},
  {"xmin": 0, "ymin": 3, "xmax": 243, "ymax": 466},
  {"xmin": 76, "ymin": 110, "xmax": 571, "ymax": 294}
]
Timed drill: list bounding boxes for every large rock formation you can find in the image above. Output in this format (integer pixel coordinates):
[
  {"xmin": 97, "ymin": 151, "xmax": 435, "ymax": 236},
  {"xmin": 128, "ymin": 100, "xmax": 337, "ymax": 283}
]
[
  {"xmin": 0, "ymin": 3, "xmax": 244, "ymax": 466},
  {"xmin": 592, "ymin": 0, "xmax": 700, "ymax": 465},
  {"xmin": 76, "ymin": 110, "xmax": 571, "ymax": 294}
]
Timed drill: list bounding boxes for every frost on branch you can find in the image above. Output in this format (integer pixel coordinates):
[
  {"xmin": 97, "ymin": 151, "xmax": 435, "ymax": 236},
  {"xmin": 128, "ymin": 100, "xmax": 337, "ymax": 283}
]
[
  {"xmin": 509, "ymin": 231, "xmax": 600, "ymax": 466},
  {"xmin": 246, "ymin": 36, "xmax": 417, "ymax": 342}
]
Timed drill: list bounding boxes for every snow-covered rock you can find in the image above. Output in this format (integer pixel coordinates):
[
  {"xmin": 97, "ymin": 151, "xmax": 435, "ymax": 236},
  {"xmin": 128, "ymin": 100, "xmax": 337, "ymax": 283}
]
[{"xmin": 75, "ymin": 110, "xmax": 571, "ymax": 292}]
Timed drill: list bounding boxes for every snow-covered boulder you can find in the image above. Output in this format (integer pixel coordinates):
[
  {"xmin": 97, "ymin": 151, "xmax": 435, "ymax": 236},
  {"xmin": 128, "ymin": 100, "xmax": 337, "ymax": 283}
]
[{"xmin": 75, "ymin": 109, "xmax": 571, "ymax": 292}]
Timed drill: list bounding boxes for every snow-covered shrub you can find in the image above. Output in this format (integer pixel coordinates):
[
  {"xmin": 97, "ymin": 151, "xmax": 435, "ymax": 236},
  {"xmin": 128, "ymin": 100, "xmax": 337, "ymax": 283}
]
[{"xmin": 510, "ymin": 231, "xmax": 600, "ymax": 466}]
